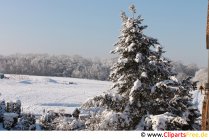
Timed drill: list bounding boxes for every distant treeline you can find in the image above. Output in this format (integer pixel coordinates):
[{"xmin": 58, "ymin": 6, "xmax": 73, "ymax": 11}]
[
  {"xmin": 0, "ymin": 54, "xmax": 199, "ymax": 81},
  {"xmin": 0, "ymin": 54, "xmax": 113, "ymax": 81},
  {"xmin": 171, "ymin": 61, "xmax": 199, "ymax": 81}
]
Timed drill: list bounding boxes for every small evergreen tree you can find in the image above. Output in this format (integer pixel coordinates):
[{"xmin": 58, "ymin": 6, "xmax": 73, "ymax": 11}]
[{"xmin": 81, "ymin": 5, "xmax": 200, "ymax": 130}]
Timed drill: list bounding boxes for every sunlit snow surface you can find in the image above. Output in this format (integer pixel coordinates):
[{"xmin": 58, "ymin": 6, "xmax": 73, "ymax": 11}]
[
  {"xmin": 0, "ymin": 74, "xmax": 111, "ymax": 115},
  {"xmin": 191, "ymin": 90, "xmax": 204, "ymax": 114},
  {"xmin": 0, "ymin": 74, "xmax": 204, "ymax": 117}
]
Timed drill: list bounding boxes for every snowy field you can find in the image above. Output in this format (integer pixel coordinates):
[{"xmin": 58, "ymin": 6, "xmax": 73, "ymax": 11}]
[
  {"xmin": 0, "ymin": 74, "xmax": 112, "ymax": 115},
  {"xmin": 0, "ymin": 74, "xmax": 204, "ymax": 116}
]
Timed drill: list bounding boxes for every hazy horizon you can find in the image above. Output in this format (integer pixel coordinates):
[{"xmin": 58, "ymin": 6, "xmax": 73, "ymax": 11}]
[{"xmin": 0, "ymin": 0, "xmax": 208, "ymax": 67}]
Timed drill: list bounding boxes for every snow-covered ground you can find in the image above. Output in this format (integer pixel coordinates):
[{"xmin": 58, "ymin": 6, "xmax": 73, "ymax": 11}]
[
  {"xmin": 0, "ymin": 74, "xmax": 112, "ymax": 115},
  {"xmin": 0, "ymin": 74, "xmax": 204, "ymax": 117},
  {"xmin": 191, "ymin": 90, "xmax": 204, "ymax": 114},
  {"xmin": 0, "ymin": 74, "xmax": 205, "ymax": 131}
]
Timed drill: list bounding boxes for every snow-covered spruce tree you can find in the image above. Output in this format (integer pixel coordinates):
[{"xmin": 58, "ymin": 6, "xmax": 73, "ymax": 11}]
[{"xmin": 81, "ymin": 5, "xmax": 200, "ymax": 130}]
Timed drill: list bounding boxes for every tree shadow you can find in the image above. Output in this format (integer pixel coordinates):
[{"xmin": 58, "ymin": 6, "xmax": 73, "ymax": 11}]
[{"xmin": 40, "ymin": 103, "xmax": 81, "ymax": 107}]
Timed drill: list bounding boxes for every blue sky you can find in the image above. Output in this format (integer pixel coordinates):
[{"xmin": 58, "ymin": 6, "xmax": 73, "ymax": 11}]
[{"xmin": 0, "ymin": 0, "xmax": 207, "ymax": 67}]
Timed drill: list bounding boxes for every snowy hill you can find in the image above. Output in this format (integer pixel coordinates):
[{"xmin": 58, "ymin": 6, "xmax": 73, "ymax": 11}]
[{"xmin": 0, "ymin": 74, "xmax": 111, "ymax": 115}]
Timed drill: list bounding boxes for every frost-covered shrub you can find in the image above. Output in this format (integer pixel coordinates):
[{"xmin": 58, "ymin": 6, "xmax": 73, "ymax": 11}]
[
  {"xmin": 3, "ymin": 113, "xmax": 18, "ymax": 130},
  {"xmin": 82, "ymin": 93, "xmax": 126, "ymax": 112},
  {"xmin": 72, "ymin": 108, "xmax": 80, "ymax": 118},
  {"xmin": 39, "ymin": 110, "xmax": 85, "ymax": 130},
  {"xmin": 39, "ymin": 111, "xmax": 59, "ymax": 130},
  {"xmin": 55, "ymin": 117, "xmax": 85, "ymax": 130},
  {"xmin": 84, "ymin": 109, "xmax": 132, "ymax": 130},
  {"xmin": 14, "ymin": 113, "xmax": 36, "ymax": 130},
  {"xmin": 143, "ymin": 109, "xmax": 200, "ymax": 131},
  {"xmin": 6, "ymin": 102, "xmax": 14, "ymax": 113},
  {"xmin": 1, "ymin": 100, "xmax": 22, "ymax": 130},
  {"xmin": 143, "ymin": 112, "xmax": 190, "ymax": 130},
  {"xmin": 0, "ymin": 99, "xmax": 37, "ymax": 131},
  {"xmin": 0, "ymin": 100, "xmax": 6, "ymax": 122},
  {"xmin": 5, "ymin": 100, "xmax": 21, "ymax": 114},
  {"xmin": 13, "ymin": 100, "xmax": 21, "ymax": 115},
  {"xmin": 143, "ymin": 112, "xmax": 173, "ymax": 130},
  {"xmin": 3, "ymin": 116, "xmax": 14, "ymax": 130}
]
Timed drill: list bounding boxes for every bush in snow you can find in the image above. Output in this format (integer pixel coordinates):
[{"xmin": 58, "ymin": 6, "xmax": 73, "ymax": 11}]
[
  {"xmin": 55, "ymin": 117, "xmax": 85, "ymax": 130},
  {"xmin": 39, "ymin": 110, "xmax": 84, "ymax": 130},
  {"xmin": 72, "ymin": 108, "xmax": 80, "ymax": 118},
  {"xmin": 143, "ymin": 113, "xmax": 188, "ymax": 130},
  {"xmin": 13, "ymin": 100, "xmax": 21, "ymax": 115},
  {"xmin": 0, "ymin": 100, "xmax": 6, "ymax": 122},
  {"xmin": 3, "ymin": 112, "xmax": 19, "ymax": 130},
  {"xmin": 6, "ymin": 102, "xmax": 14, "ymax": 113},
  {"xmin": 0, "ymin": 99, "xmax": 37, "ymax": 131},
  {"xmin": 80, "ymin": 5, "xmax": 200, "ymax": 130},
  {"xmin": 39, "ymin": 110, "xmax": 59, "ymax": 130},
  {"xmin": 1, "ymin": 100, "xmax": 22, "ymax": 130},
  {"xmin": 13, "ymin": 113, "xmax": 36, "ymax": 130},
  {"xmin": 5, "ymin": 100, "xmax": 21, "ymax": 114}
]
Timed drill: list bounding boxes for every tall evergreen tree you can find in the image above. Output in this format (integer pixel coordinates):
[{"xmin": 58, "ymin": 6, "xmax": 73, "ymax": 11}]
[{"xmin": 81, "ymin": 5, "xmax": 200, "ymax": 130}]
